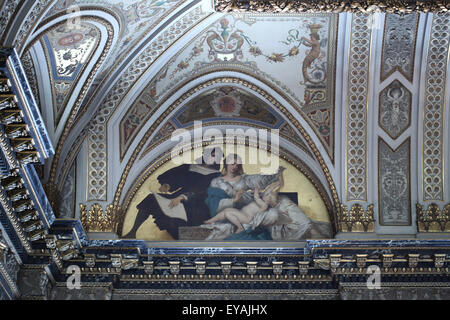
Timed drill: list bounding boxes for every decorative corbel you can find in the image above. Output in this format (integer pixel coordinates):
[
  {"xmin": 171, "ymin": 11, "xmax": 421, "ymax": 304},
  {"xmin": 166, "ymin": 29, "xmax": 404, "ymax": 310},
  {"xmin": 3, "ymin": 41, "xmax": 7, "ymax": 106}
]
[
  {"xmin": 169, "ymin": 261, "xmax": 180, "ymax": 275},
  {"xmin": 434, "ymin": 254, "xmax": 446, "ymax": 268},
  {"xmin": 356, "ymin": 254, "xmax": 368, "ymax": 269},
  {"xmin": 329, "ymin": 254, "xmax": 342, "ymax": 273},
  {"xmin": 246, "ymin": 261, "xmax": 258, "ymax": 275},
  {"xmin": 382, "ymin": 254, "xmax": 394, "ymax": 269},
  {"xmin": 408, "ymin": 254, "xmax": 420, "ymax": 268},
  {"xmin": 298, "ymin": 261, "xmax": 309, "ymax": 274},
  {"xmin": 195, "ymin": 261, "xmax": 206, "ymax": 275},
  {"xmin": 272, "ymin": 261, "xmax": 283, "ymax": 275},
  {"xmin": 220, "ymin": 261, "xmax": 232, "ymax": 275},
  {"xmin": 143, "ymin": 261, "xmax": 154, "ymax": 275}
]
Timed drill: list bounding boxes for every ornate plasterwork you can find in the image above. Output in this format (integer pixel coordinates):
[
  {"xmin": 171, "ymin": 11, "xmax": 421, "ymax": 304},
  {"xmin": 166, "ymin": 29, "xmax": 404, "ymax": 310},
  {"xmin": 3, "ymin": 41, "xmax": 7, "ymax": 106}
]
[
  {"xmin": 345, "ymin": 13, "xmax": 372, "ymax": 202},
  {"xmin": 146, "ymin": 13, "xmax": 337, "ymax": 161},
  {"xmin": 380, "ymin": 13, "xmax": 418, "ymax": 82},
  {"xmin": 121, "ymin": 85, "xmax": 285, "ymax": 159},
  {"xmin": 39, "ymin": 16, "xmax": 114, "ymax": 183},
  {"xmin": 134, "ymin": 83, "xmax": 317, "ymax": 161},
  {"xmin": 379, "ymin": 80, "xmax": 412, "ymax": 140},
  {"xmin": 337, "ymin": 203, "xmax": 375, "ymax": 232},
  {"xmin": 422, "ymin": 12, "xmax": 449, "ymax": 201},
  {"xmin": 378, "ymin": 138, "xmax": 411, "ymax": 226},
  {"xmin": 40, "ymin": 21, "xmax": 101, "ymax": 127},
  {"xmin": 14, "ymin": 0, "xmax": 54, "ymax": 52},
  {"xmin": 56, "ymin": 126, "xmax": 88, "ymax": 190},
  {"xmin": 214, "ymin": 0, "xmax": 450, "ymax": 13},
  {"xmin": 112, "ymin": 77, "xmax": 340, "ymax": 226},
  {"xmin": 0, "ymin": 0, "xmax": 21, "ymax": 44},
  {"xmin": 84, "ymin": 5, "xmax": 209, "ymax": 201}
]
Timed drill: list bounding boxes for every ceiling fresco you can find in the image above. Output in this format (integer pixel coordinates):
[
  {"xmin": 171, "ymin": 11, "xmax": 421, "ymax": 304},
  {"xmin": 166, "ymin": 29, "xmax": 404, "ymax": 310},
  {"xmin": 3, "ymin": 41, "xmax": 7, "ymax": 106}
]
[
  {"xmin": 44, "ymin": 0, "xmax": 184, "ymax": 75},
  {"xmin": 147, "ymin": 13, "xmax": 337, "ymax": 161},
  {"xmin": 120, "ymin": 86, "xmax": 287, "ymax": 159},
  {"xmin": 137, "ymin": 86, "xmax": 316, "ymax": 161},
  {"xmin": 40, "ymin": 21, "xmax": 101, "ymax": 127}
]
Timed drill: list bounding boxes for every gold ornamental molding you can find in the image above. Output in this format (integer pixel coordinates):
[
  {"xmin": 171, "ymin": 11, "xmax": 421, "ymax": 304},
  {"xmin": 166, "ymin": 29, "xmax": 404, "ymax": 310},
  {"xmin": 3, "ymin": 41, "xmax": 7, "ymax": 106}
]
[
  {"xmin": 337, "ymin": 203, "xmax": 375, "ymax": 232},
  {"xmin": 80, "ymin": 204, "xmax": 122, "ymax": 233},
  {"xmin": 214, "ymin": 0, "xmax": 449, "ymax": 13},
  {"xmin": 417, "ymin": 203, "xmax": 450, "ymax": 232}
]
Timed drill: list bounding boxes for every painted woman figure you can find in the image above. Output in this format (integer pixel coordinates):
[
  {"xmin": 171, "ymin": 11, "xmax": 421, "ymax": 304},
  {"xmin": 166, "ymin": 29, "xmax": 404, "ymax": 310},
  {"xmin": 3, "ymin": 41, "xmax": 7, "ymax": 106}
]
[
  {"xmin": 204, "ymin": 154, "xmax": 285, "ymax": 218},
  {"xmin": 202, "ymin": 153, "xmax": 331, "ymax": 240},
  {"xmin": 203, "ymin": 153, "xmax": 285, "ymax": 240}
]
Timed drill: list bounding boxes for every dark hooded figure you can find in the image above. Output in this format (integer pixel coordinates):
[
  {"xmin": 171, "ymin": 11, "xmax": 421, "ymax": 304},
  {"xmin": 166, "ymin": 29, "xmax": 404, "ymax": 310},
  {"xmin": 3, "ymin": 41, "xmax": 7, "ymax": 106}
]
[{"xmin": 122, "ymin": 147, "xmax": 223, "ymax": 239}]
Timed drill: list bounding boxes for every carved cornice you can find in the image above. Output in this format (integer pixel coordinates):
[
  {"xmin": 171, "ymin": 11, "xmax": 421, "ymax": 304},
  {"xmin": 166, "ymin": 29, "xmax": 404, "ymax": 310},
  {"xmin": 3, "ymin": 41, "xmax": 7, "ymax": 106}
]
[
  {"xmin": 337, "ymin": 203, "xmax": 375, "ymax": 232},
  {"xmin": 214, "ymin": 0, "xmax": 449, "ymax": 13},
  {"xmin": 417, "ymin": 203, "xmax": 450, "ymax": 232}
]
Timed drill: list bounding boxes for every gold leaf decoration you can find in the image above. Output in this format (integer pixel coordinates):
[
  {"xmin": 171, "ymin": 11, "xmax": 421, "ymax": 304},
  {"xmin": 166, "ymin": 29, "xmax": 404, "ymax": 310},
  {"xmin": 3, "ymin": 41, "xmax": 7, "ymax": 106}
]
[
  {"xmin": 80, "ymin": 203, "xmax": 122, "ymax": 233},
  {"xmin": 416, "ymin": 203, "xmax": 450, "ymax": 232},
  {"xmin": 338, "ymin": 203, "xmax": 375, "ymax": 232}
]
